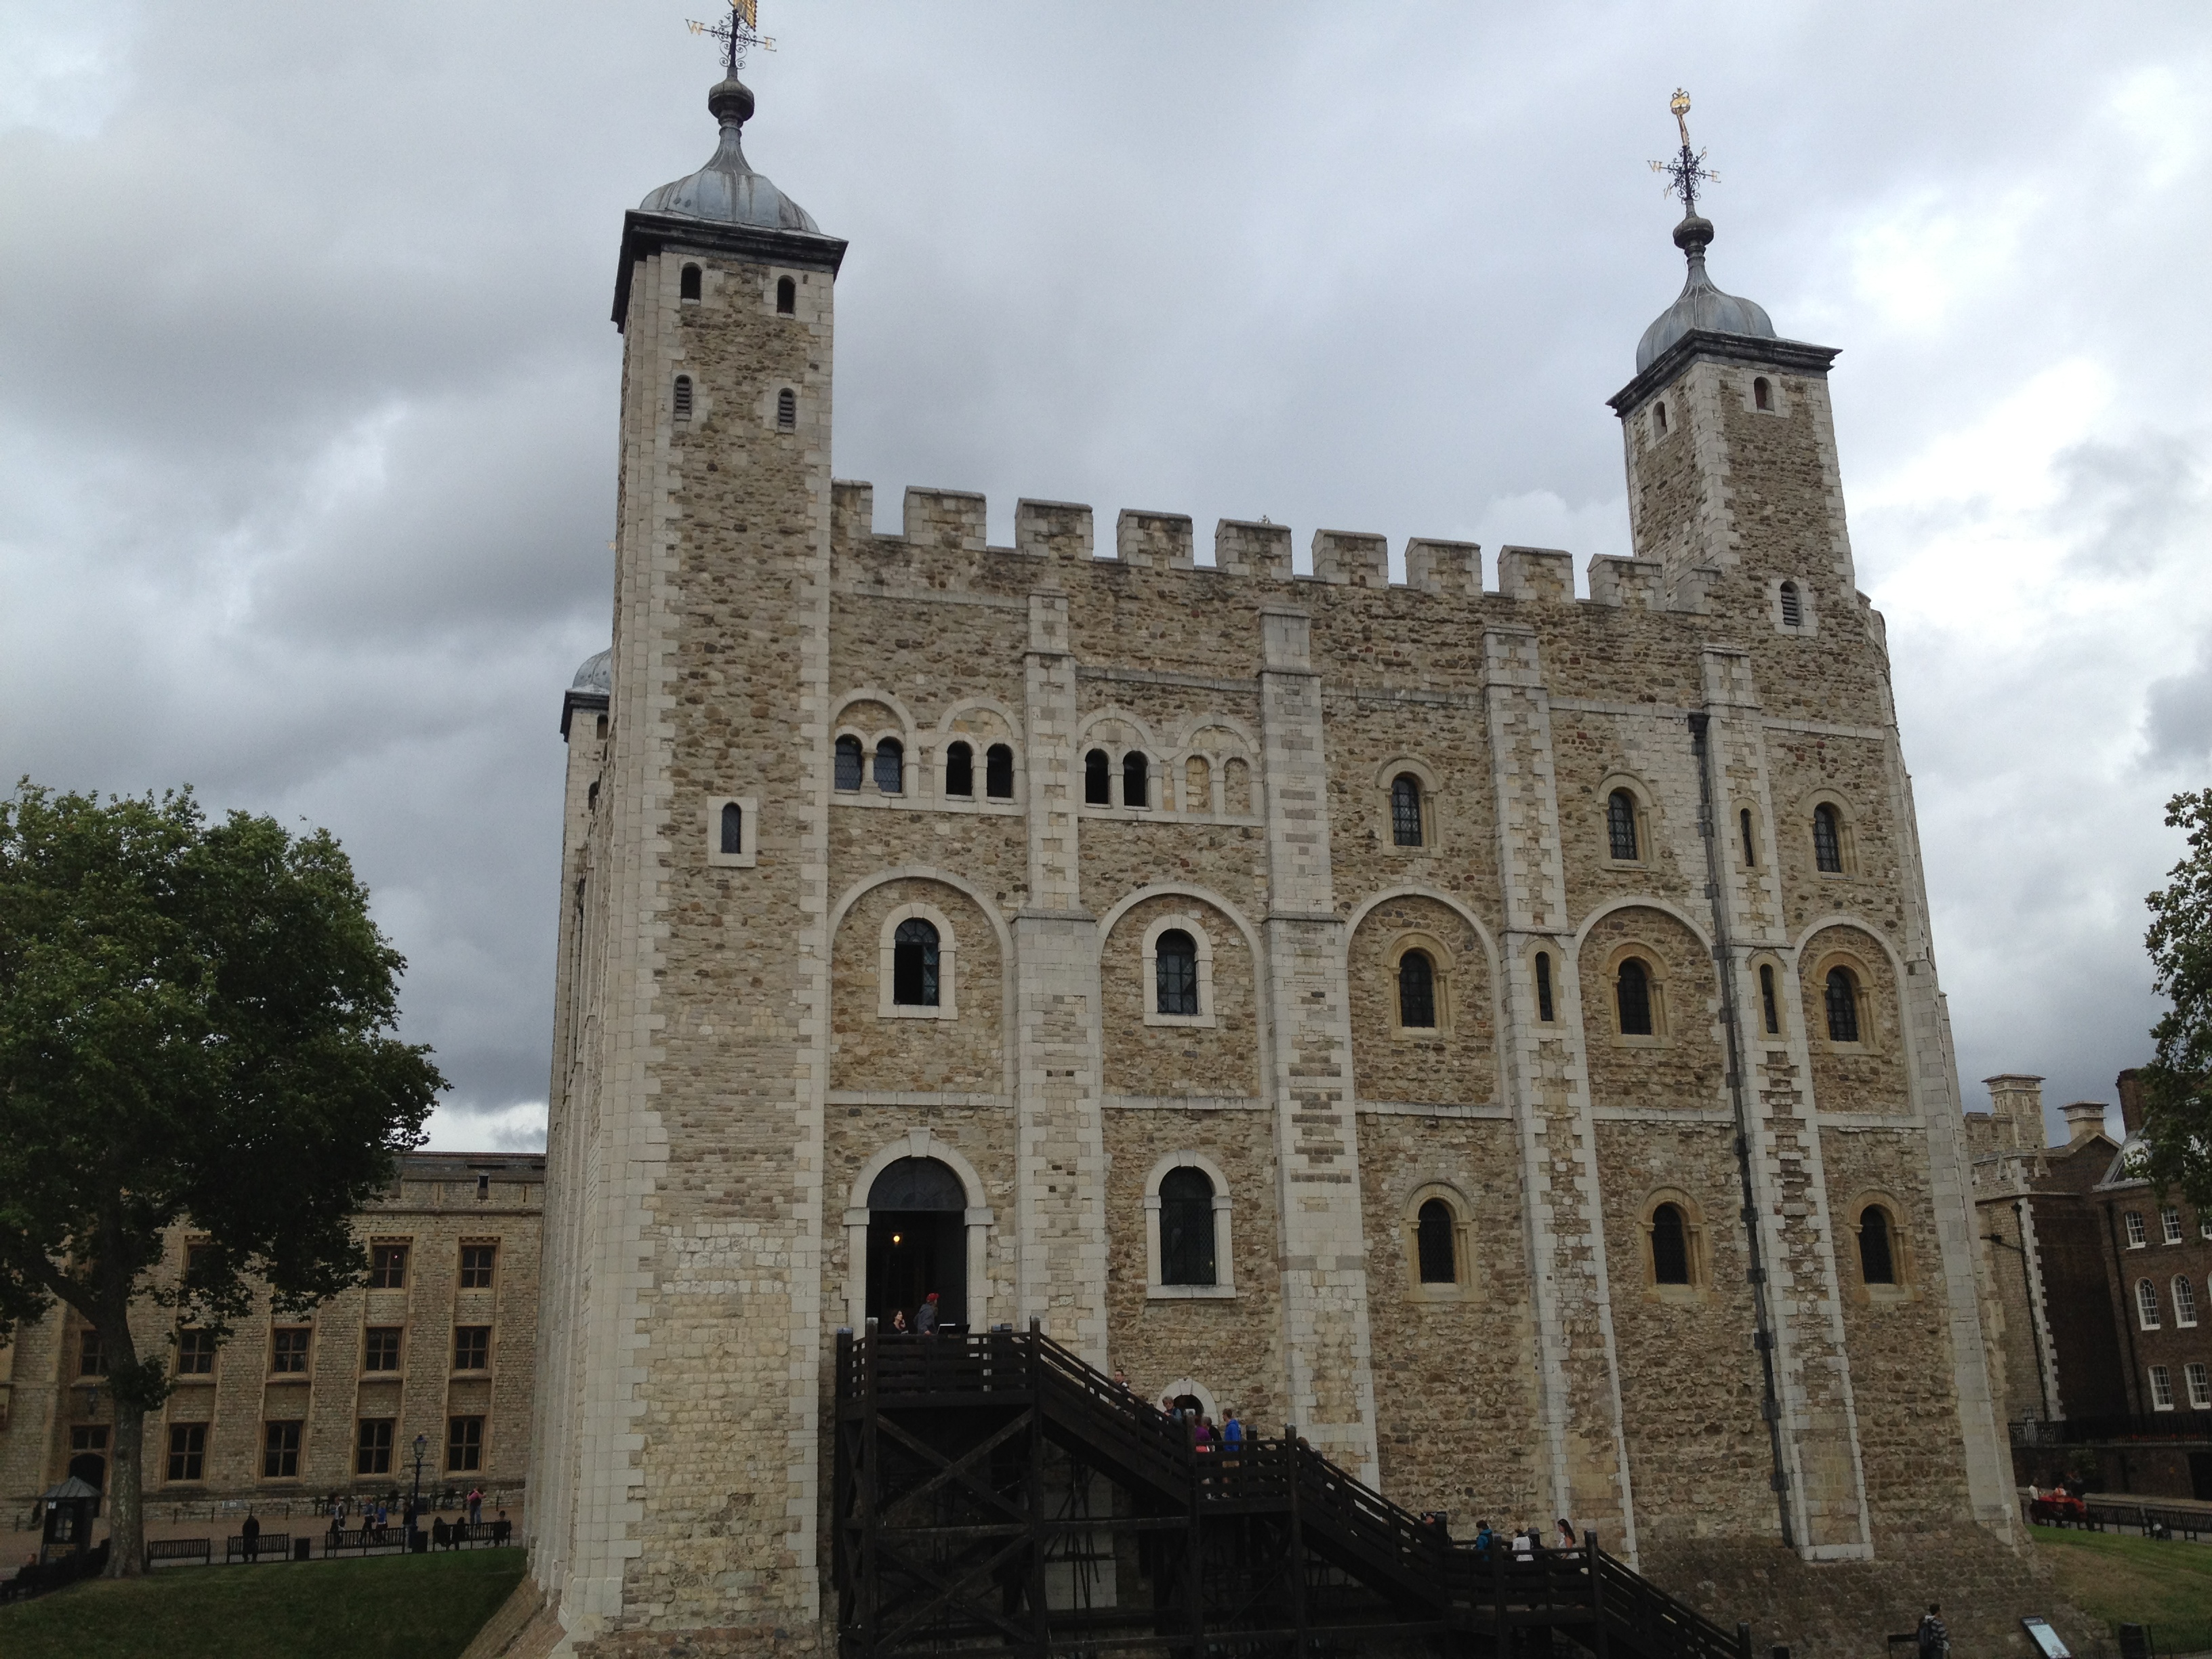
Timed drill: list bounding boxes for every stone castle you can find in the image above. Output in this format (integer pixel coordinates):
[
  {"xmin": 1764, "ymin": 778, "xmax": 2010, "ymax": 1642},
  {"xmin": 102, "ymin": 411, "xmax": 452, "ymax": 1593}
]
[{"xmin": 529, "ymin": 64, "xmax": 2043, "ymax": 1658}]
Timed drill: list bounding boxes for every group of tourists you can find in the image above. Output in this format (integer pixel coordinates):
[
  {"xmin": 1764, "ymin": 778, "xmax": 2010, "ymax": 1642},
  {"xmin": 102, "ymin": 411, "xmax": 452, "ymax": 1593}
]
[
  {"xmin": 1460, "ymin": 1517, "xmax": 1580, "ymax": 1560},
  {"xmin": 326, "ymin": 1496, "xmax": 395, "ymax": 1545}
]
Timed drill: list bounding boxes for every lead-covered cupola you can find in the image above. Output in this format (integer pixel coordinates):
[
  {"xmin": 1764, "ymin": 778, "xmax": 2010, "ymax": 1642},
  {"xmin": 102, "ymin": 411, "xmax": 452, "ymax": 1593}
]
[
  {"xmin": 1634, "ymin": 212, "xmax": 1776, "ymax": 372},
  {"xmin": 638, "ymin": 75, "xmax": 822, "ymax": 234}
]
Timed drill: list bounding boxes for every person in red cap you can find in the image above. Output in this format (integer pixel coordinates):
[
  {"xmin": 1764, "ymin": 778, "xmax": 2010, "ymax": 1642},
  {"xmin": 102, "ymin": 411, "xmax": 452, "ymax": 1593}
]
[{"xmin": 915, "ymin": 1292, "xmax": 940, "ymax": 1335}]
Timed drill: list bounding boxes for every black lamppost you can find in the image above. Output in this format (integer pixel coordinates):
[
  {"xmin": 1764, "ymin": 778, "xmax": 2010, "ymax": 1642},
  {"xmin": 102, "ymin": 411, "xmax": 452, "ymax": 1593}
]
[{"xmin": 410, "ymin": 1432, "xmax": 428, "ymax": 1549}]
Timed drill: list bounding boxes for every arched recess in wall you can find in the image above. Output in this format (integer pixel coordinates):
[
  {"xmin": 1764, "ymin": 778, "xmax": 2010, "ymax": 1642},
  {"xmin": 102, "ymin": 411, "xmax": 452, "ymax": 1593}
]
[
  {"xmin": 931, "ymin": 698, "xmax": 1025, "ymax": 805},
  {"xmin": 1076, "ymin": 708, "xmax": 1166, "ymax": 811},
  {"xmin": 840, "ymin": 1129, "xmax": 994, "ymax": 1332},
  {"xmin": 1570, "ymin": 899, "xmax": 1723, "ymax": 1114},
  {"xmin": 827, "ymin": 867, "xmax": 1015, "ymax": 1098},
  {"xmin": 1173, "ymin": 716, "xmax": 1261, "ymax": 818},
  {"xmin": 1791, "ymin": 916, "xmax": 1914, "ymax": 1115},
  {"xmin": 1342, "ymin": 885, "xmax": 1502, "ymax": 1110},
  {"xmin": 832, "ymin": 689, "xmax": 922, "ymax": 799},
  {"xmin": 1095, "ymin": 885, "xmax": 1265, "ymax": 1101}
]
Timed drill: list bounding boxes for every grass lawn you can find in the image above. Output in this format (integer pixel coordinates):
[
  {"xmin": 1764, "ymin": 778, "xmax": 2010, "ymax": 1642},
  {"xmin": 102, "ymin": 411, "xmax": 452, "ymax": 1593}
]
[
  {"xmin": 0, "ymin": 1546, "xmax": 526, "ymax": 1659},
  {"xmin": 2035, "ymin": 1526, "xmax": 2212, "ymax": 1650}
]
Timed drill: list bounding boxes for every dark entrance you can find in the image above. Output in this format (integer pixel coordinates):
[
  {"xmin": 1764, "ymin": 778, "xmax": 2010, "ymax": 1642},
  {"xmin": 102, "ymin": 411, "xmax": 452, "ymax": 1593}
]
[
  {"xmin": 867, "ymin": 1156, "xmax": 966, "ymax": 1330},
  {"xmin": 67, "ymin": 1425, "xmax": 108, "ymax": 1492},
  {"xmin": 2191, "ymin": 1452, "xmax": 2212, "ymax": 1502}
]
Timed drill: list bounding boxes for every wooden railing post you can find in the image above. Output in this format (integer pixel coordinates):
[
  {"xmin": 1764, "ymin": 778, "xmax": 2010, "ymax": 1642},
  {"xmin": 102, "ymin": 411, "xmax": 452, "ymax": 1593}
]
[
  {"xmin": 1589, "ymin": 1529, "xmax": 1610, "ymax": 1659},
  {"xmin": 1285, "ymin": 1427, "xmax": 1308, "ymax": 1658},
  {"xmin": 859, "ymin": 1317, "xmax": 879, "ymax": 1658}
]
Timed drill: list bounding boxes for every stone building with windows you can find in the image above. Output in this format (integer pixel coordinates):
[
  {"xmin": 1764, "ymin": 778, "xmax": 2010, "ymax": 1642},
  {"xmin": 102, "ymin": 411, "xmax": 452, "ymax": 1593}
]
[
  {"xmin": 0, "ymin": 1153, "xmax": 543, "ymax": 1513},
  {"xmin": 529, "ymin": 66, "xmax": 2047, "ymax": 1659}
]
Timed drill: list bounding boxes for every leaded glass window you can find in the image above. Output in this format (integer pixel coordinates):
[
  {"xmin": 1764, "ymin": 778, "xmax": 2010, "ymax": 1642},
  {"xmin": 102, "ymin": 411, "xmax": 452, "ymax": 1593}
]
[
  {"xmin": 1813, "ymin": 804, "xmax": 1843, "ymax": 872},
  {"xmin": 1155, "ymin": 930, "xmax": 1198, "ymax": 1016},
  {"xmin": 1824, "ymin": 968, "xmax": 1859, "ymax": 1043},
  {"xmin": 1607, "ymin": 790, "xmax": 1639, "ymax": 861},
  {"xmin": 1391, "ymin": 775, "xmax": 1423, "ymax": 846}
]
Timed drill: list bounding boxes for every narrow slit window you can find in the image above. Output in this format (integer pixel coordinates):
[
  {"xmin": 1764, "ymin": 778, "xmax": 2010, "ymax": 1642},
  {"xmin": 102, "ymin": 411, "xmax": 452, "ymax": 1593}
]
[
  {"xmin": 1155, "ymin": 930, "xmax": 1199, "ymax": 1017},
  {"xmin": 1759, "ymin": 963, "xmax": 1781, "ymax": 1036},
  {"xmin": 680, "ymin": 263, "xmax": 701, "ymax": 302},
  {"xmin": 1123, "ymin": 751, "xmax": 1149, "ymax": 808},
  {"xmin": 1391, "ymin": 774, "xmax": 1424, "ymax": 846},
  {"xmin": 1780, "ymin": 581, "xmax": 1803, "ymax": 629},
  {"xmin": 673, "ymin": 375, "xmax": 693, "ymax": 421},
  {"xmin": 1813, "ymin": 804, "xmax": 1843, "ymax": 872},
  {"xmin": 1654, "ymin": 402, "xmax": 1669, "ymax": 436},
  {"xmin": 1859, "ymin": 1207, "xmax": 1897, "ymax": 1286},
  {"xmin": 893, "ymin": 919, "xmax": 939, "ymax": 1007},
  {"xmin": 834, "ymin": 735, "xmax": 864, "ymax": 792},
  {"xmin": 944, "ymin": 741, "xmax": 974, "ymax": 798},
  {"xmin": 873, "ymin": 739, "xmax": 903, "ymax": 794},
  {"xmin": 1535, "ymin": 951, "xmax": 1555, "ymax": 1023},
  {"xmin": 776, "ymin": 388, "xmax": 796, "ymax": 430},
  {"xmin": 1159, "ymin": 1168, "xmax": 1216, "ymax": 1287},
  {"xmin": 1740, "ymin": 808, "xmax": 1757, "ymax": 867},
  {"xmin": 985, "ymin": 743, "xmax": 1014, "ymax": 799},
  {"xmin": 718, "ymin": 800, "xmax": 742, "ymax": 855},
  {"xmin": 1651, "ymin": 1203, "xmax": 1691, "ymax": 1285},
  {"xmin": 1084, "ymin": 748, "xmax": 1111, "ymax": 806},
  {"xmin": 1607, "ymin": 790, "xmax": 1639, "ymax": 861},
  {"xmin": 775, "ymin": 275, "xmax": 796, "ymax": 314},
  {"xmin": 1616, "ymin": 958, "xmax": 1653, "ymax": 1037},
  {"xmin": 1824, "ymin": 967, "xmax": 1860, "ymax": 1043},
  {"xmin": 1416, "ymin": 1199, "xmax": 1457, "ymax": 1284},
  {"xmin": 1397, "ymin": 950, "xmax": 1437, "ymax": 1029},
  {"xmin": 1753, "ymin": 375, "xmax": 1771, "ymax": 411}
]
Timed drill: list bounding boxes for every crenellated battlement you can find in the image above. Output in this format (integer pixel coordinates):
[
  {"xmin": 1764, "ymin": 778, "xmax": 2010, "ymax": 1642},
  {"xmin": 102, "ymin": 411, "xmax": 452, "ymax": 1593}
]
[{"xmin": 830, "ymin": 480, "xmax": 1725, "ymax": 617}]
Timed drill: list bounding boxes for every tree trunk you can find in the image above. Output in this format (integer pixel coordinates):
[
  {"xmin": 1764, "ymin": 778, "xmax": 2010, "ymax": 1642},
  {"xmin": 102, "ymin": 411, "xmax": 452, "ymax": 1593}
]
[{"xmin": 105, "ymin": 1392, "xmax": 146, "ymax": 1576}]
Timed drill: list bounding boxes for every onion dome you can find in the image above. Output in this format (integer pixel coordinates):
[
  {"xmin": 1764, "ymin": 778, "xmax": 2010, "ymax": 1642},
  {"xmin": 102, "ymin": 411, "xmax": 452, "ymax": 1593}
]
[
  {"xmin": 572, "ymin": 649, "xmax": 612, "ymax": 695},
  {"xmin": 1635, "ymin": 214, "xmax": 1776, "ymax": 372},
  {"xmin": 638, "ymin": 77, "xmax": 821, "ymax": 234}
]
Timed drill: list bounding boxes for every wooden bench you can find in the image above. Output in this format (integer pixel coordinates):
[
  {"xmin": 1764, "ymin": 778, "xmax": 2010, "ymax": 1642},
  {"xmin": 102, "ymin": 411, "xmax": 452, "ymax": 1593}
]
[
  {"xmin": 224, "ymin": 1533, "xmax": 289, "ymax": 1563},
  {"xmin": 147, "ymin": 1537, "xmax": 211, "ymax": 1565}
]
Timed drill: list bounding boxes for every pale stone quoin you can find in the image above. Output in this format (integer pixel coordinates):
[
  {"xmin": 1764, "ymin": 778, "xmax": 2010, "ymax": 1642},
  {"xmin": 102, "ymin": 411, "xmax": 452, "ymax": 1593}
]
[{"xmin": 528, "ymin": 64, "xmax": 2045, "ymax": 1659}]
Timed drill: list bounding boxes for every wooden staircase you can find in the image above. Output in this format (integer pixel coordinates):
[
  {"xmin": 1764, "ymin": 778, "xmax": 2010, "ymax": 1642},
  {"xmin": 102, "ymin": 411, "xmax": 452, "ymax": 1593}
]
[{"xmin": 833, "ymin": 1323, "xmax": 1748, "ymax": 1659}]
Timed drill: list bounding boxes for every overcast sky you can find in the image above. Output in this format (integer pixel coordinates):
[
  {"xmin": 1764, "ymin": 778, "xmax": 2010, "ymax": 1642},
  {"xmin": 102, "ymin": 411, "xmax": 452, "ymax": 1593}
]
[{"xmin": 4, "ymin": 2, "xmax": 2207, "ymax": 1151}]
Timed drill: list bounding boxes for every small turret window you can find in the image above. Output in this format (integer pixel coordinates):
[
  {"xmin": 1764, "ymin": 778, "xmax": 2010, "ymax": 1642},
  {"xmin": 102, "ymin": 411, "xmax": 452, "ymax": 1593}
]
[
  {"xmin": 680, "ymin": 264, "xmax": 701, "ymax": 303},
  {"xmin": 718, "ymin": 801, "xmax": 742, "ymax": 855},
  {"xmin": 673, "ymin": 375, "xmax": 693, "ymax": 422},
  {"xmin": 1780, "ymin": 581, "xmax": 1802, "ymax": 629},
  {"xmin": 1654, "ymin": 401, "xmax": 1669, "ymax": 436},
  {"xmin": 1534, "ymin": 951, "xmax": 1555, "ymax": 1023},
  {"xmin": 1740, "ymin": 807, "xmax": 1757, "ymax": 867},
  {"xmin": 777, "ymin": 388, "xmax": 796, "ymax": 431},
  {"xmin": 1753, "ymin": 376, "xmax": 1771, "ymax": 411},
  {"xmin": 776, "ymin": 276, "xmax": 796, "ymax": 314}
]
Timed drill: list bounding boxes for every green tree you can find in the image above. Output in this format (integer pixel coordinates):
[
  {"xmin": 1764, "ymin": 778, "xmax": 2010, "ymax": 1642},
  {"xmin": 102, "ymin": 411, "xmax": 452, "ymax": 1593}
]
[
  {"xmin": 2137, "ymin": 788, "xmax": 2212, "ymax": 1206},
  {"xmin": 0, "ymin": 783, "xmax": 443, "ymax": 1576}
]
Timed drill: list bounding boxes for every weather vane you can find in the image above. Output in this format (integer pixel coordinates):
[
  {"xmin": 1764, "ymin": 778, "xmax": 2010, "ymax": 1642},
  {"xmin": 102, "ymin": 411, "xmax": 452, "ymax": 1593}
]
[
  {"xmin": 688, "ymin": 0, "xmax": 775, "ymax": 77},
  {"xmin": 1648, "ymin": 88, "xmax": 1719, "ymax": 217}
]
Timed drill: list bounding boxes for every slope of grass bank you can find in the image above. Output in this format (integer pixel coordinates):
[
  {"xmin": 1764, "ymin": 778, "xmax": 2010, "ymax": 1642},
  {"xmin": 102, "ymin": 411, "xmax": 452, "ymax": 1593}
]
[
  {"xmin": 2036, "ymin": 1526, "xmax": 2212, "ymax": 1651},
  {"xmin": 0, "ymin": 1547, "xmax": 525, "ymax": 1659}
]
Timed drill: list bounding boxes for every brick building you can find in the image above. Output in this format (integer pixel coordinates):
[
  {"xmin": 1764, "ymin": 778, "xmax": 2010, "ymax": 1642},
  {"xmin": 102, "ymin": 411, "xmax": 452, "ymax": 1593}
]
[
  {"xmin": 0, "ymin": 1152, "xmax": 543, "ymax": 1513},
  {"xmin": 527, "ymin": 66, "xmax": 2053, "ymax": 1659}
]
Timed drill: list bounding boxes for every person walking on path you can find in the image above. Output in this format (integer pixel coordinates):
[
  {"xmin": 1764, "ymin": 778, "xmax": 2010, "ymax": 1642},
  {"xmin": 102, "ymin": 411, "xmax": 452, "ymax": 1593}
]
[
  {"xmin": 1221, "ymin": 1409, "xmax": 1244, "ymax": 1468},
  {"xmin": 1917, "ymin": 1604, "xmax": 1950, "ymax": 1659},
  {"xmin": 241, "ymin": 1510, "xmax": 261, "ymax": 1562}
]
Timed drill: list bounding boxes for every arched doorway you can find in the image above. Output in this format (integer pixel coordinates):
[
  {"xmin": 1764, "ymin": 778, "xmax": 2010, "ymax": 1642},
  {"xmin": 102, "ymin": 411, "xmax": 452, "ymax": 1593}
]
[
  {"xmin": 67, "ymin": 1426, "xmax": 108, "ymax": 1493},
  {"xmin": 867, "ymin": 1157, "xmax": 967, "ymax": 1331}
]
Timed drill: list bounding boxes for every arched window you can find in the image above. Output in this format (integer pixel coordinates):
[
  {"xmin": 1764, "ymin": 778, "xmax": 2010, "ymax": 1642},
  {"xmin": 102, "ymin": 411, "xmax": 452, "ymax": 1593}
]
[
  {"xmin": 718, "ymin": 801, "xmax": 742, "ymax": 856},
  {"xmin": 1753, "ymin": 376, "xmax": 1771, "ymax": 411},
  {"xmin": 1159, "ymin": 1167, "xmax": 1216, "ymax": 1286},
  {"xmin": 892, "ymin": 919, "xmax": 939, "ymax": 1008},
  {"xmin": 1824, "ymin": 967, "xmax": 1860, "ymax": 1043},
  {"xmin": 985, "ymin": 743, "xmax": 1015, "ymax": 799},
  {"xmin": 1859, "ymin": 1206, "xmax": 1897, "ymax": 1286},
  {"xmin": 1780, "ymin": 581, "xmax": 1803, "ymax": 629},
  {"xmin": 1123, "ymin": 751, "xmax": 1149, "ymax": 809},
  {"xmin": 1607, "ymin": 790, "xmax": 1639, "ymax": 861},
  {"xmin": 1391, "ymin": 774, "xmax": 1424, "ymax": 846},
  {"xmin": 775, "ymin": 275, "xmax": 796, "ymax": 314},
  {"xmin": 1650, "ymin": 1203, "xmax": 1691, "ymax": 1285},
  {"xmin": 1155, "ymin": 930, "xmax": 1199, "ymax": 1017},
  {"xmin": 944, "ymin": 741, "xmax": 973, "ymax": 798},
  {"xmin": 1535, "ymin": 951, "xmax": 1555, "ymax": 1023},
  {"xmin": 873, "ymin": 739, "xmax": 903, "ymax": 795},
  {"xmin": 1397, "ymin": 950, "xmax": 1437, "ymax": 1029},
  {"xmin": 777, "ymin": 388, "xmax": 797, "ymax": 431},
  {"xmin": 2176, "ymin": 1275, "xmax": 2200, "ymax": 1328},
  {"xmin": 1759, "ymin": 964, "xmax": 1781, "ymax": 1036},
  {"xmin": 1654, "ymin": 401, "xmax": 1669, "ymax": 436},
  {"xmin": 673, "ymin": 374, "xmax": 693, "ymax": 421},
  {"xmin": 680, "ymin": 264, "xmax": 701, "ymax": 302},
  {"xmin": 1740, "ymin": 807, "xmax": 1757, "ymax": 867},
  {"xmin": 834, "ymin": 735, "xmax": 864, "ymax": 792},
  {"xmin": 1616, "ymin": 958, "xmax": 1653, "ymax": 1037},
  {"xmin": 1416, "ymin": 1199, "xmax": 1456, "ymax": 1284},
  {"xmin": 2138, "ymin": 1277, "xmax": 2163, "ymax": 1330},
  {"xmin": 1084, "ymin": 749, "xmax": 1111, "ymax": 806},
  {"xmin": 1185, "ymin": 754, "xmax": 1210, "ymax": 812},
  {"xmin": 1813, "ymin": 803, "xmax": 1843, "ymax": 873}
]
